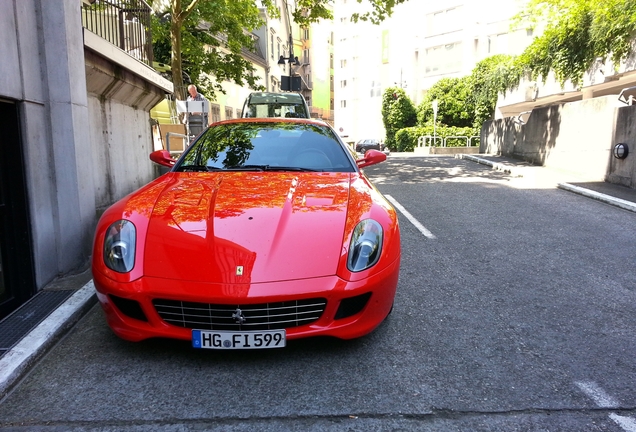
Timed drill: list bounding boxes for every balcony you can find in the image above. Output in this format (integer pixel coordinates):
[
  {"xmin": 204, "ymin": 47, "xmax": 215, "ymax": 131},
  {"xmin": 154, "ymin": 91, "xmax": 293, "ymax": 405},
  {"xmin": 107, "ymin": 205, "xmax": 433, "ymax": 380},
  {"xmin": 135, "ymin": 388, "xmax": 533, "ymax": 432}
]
[{"xmin": 81, "ymin": 0, "xmax": 153, "ymax": 67}]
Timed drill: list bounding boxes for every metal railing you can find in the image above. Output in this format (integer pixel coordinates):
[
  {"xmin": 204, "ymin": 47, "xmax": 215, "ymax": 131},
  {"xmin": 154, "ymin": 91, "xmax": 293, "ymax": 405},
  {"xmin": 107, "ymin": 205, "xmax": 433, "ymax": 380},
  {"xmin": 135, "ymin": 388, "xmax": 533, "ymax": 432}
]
[
  {"xmin": 81, "ymin": 0, "xmax": 153, "ymax": 67},
  {"xmin": 418, "ymin": 135, "xmax": 480, "ymax": 147}
]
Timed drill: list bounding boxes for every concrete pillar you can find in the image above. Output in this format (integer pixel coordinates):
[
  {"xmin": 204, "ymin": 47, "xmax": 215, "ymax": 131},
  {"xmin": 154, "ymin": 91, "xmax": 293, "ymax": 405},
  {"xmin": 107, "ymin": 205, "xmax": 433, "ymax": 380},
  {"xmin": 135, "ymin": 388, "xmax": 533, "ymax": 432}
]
[{"xmin": 37, "ymin": 0, "xmax": 95, "ymax": 274}]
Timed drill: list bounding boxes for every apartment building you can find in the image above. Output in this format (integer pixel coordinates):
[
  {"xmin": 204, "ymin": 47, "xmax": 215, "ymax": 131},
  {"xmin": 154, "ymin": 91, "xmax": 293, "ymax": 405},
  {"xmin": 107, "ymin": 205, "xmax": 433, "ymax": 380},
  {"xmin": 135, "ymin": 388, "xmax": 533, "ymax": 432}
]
[{"xmin": 333, "ymin": 0, "xmax": 532, "ymax": 143}]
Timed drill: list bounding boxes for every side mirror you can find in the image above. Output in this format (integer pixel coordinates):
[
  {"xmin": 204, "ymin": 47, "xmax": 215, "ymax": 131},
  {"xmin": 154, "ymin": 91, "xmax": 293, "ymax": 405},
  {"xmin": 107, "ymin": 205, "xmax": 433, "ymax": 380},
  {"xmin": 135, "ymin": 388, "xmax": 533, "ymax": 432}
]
[
  {"xmin": 356, "ymin": 149, "xmax": 387, "ymax": 168},
  {"xmin": 150, "ymin": 150, "xmax": 176, "ymax": 168}
]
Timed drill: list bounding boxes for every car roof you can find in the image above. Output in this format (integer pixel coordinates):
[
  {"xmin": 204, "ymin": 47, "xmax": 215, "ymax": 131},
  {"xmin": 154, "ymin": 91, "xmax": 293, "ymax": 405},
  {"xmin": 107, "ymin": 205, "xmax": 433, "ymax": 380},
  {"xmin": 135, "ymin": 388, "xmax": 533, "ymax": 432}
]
[
  {"xmin": 246, "ymin": 92, "xmax": 306, "ymax": 104},
  {"xmin": 211, "ymin": 117, "xmax": 329, "ymax": 127}
]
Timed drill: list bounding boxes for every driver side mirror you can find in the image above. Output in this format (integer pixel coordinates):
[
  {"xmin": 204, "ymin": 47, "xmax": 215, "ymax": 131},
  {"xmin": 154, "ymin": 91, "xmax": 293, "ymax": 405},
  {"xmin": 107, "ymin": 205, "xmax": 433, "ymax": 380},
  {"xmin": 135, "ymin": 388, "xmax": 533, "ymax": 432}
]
[
  {"xmin": 149, "ymin": 150, "xmax": 176, "ymax": 168},
  {"xmin": 356, "ymin": 149, "xmax": 387, "ymax": 168}
]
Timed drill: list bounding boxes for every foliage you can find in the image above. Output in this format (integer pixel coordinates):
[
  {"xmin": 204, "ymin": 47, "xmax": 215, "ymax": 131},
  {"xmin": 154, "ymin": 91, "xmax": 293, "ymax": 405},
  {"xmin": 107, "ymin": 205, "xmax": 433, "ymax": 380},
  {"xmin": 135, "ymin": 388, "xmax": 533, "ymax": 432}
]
[
  {"xmin": 151, "ymin": 0, "xmax": 271, "ymax": 100},
  {"xmin": 468, "ymin": 55, "xmax": 523, "ymax": 128},
  {"xmin": 151, "ymin": 0, "xmax": 411, "ymax": 100},
  {"xmin": 514, "ymin": 0, "xmax": 636, "ymax": 87},
  {"xmin": 381, "ymin": 87, "xmax": 417, "ymax": 148},
  {"xmin": 416, "ymin": 77, "xmax": 474, "ymax": 128},
  {"xmin": 395, "ymin": 126, "xmax": 479, "ymax": 152}
]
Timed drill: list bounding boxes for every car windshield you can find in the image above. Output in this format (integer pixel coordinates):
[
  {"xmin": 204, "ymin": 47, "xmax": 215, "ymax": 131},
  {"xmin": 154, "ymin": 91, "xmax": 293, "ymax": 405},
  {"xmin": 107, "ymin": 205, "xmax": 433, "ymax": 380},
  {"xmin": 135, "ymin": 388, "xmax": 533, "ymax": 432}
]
[
  {"xmin": 242, "ymin": 93, "xmax": 309, "ymax": 119},
  {"xmin": 175, "ymin": 122, "xmax": 355, "ymax": 173},
  {"xmin": 246, "ymin": 103, "xmax": 306, "ymax": 118}
]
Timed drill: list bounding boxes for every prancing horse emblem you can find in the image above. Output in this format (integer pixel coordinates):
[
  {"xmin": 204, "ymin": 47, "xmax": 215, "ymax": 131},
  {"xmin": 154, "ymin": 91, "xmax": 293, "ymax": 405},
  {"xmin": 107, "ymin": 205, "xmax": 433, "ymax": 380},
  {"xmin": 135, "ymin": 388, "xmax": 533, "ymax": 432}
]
[
  {"xmin": 232, "ymin": 308, "xmax": 246, "ymax": 324},
  {"xmin": 236, "ymin": 266, "xmax": 244, "ymax": 276}
]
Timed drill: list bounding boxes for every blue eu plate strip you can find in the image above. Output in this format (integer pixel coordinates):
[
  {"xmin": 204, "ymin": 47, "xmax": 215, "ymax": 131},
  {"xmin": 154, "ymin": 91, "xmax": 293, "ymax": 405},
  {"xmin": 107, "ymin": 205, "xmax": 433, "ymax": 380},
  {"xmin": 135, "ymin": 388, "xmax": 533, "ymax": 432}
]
[{"xmin": 192, "ymin": 330, "xmax": 201, "ymax": 348}]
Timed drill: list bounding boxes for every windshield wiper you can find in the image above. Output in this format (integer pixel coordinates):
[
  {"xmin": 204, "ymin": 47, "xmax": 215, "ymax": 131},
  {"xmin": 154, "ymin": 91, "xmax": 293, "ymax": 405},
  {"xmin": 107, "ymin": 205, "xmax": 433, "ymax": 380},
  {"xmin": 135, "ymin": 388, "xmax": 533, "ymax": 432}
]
[
  {"xmin": 224, "ymin": 165, "xmax": 320, "ymax": 172},
  {"xmin": 177, "ymin": 165, "xmax": 222, "ymax": 172},
  {"xmin": 263, "ymin": 166, "xmax": 320, "ymax": 172}
]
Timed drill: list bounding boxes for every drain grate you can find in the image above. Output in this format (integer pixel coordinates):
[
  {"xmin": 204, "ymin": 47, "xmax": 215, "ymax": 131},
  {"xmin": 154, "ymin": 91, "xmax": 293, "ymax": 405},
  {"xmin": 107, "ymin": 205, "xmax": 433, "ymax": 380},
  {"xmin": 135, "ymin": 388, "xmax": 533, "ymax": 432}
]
[{"xmin": 0, "ymin": 290, "xmax": 75, "ymax": 352}]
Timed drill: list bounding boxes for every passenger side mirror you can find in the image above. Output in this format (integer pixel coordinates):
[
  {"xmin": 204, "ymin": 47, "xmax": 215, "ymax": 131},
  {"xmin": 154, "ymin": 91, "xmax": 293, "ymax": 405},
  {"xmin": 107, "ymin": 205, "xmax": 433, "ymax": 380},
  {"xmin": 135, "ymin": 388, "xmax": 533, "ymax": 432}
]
[{"xmin": 356, "ymin": 149, "xmax": 386, "ymax": 168}]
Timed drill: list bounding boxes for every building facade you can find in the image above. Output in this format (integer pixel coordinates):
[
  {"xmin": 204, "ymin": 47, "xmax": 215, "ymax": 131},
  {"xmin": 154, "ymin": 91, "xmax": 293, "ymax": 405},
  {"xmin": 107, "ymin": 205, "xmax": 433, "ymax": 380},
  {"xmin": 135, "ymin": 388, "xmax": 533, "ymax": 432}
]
[
  {"xmin": 0, "ymin": 0, "xmax": 171, "ymax": 320},
  {"xmin": 332, "ymin": 0, "xmax": 532, "ymax": 144}
]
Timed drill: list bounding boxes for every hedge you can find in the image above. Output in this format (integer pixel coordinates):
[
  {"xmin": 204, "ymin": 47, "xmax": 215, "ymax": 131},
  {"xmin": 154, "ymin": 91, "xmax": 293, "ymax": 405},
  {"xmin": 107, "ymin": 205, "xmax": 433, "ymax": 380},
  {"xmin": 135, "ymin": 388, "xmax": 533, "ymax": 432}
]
[{"xmin": 394, "ymin": 125, "xmax": 480, "ymax": 152}]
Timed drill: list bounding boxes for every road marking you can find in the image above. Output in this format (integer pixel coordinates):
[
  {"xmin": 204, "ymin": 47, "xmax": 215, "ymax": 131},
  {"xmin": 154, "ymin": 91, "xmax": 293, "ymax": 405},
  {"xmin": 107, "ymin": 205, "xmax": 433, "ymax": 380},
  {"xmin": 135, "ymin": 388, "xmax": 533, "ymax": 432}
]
[
  {"xmin": 610, "ymin": 415, "xmax": 636, "ymax": 432},
  {"xmin": 576, "ymin": 381, "xmax": 636, "ymax": 432},
  {"xmin": 575, "ymin": 381, "xmax": 620, "ymax": 408},
  {"xmin": 385, "ymin": 195, "xmax": 436, "ymax": 239}
]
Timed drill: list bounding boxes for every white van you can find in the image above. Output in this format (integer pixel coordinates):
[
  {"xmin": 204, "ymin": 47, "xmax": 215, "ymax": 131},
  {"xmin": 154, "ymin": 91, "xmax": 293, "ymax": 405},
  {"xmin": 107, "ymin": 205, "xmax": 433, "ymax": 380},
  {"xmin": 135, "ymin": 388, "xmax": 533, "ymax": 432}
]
[{"xmin": 241, "ymin": 92, "xmax": 310, "ymax": 119}]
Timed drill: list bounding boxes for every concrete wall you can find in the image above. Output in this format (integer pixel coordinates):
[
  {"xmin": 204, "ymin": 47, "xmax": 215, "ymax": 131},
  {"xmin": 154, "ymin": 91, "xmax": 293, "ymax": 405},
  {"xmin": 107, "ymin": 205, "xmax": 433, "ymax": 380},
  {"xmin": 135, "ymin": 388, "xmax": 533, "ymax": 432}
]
[
  {"xmin": 1, "ymin": 0, "xmax": 166, "ymax": 290},
  {"xmin": 85, "ymin": 50, "xmax": 165, "ymax": 214},
  {"xmin": 1, "ymin": 0, "xmax": 95, "ymax": 287},
  {"xmin": 609, "ymin": 105, "xmax": 636, "ymax": 188},
  {"xmin": 481, "ymin": 96, "xmax": 636, "ymax": 187}
]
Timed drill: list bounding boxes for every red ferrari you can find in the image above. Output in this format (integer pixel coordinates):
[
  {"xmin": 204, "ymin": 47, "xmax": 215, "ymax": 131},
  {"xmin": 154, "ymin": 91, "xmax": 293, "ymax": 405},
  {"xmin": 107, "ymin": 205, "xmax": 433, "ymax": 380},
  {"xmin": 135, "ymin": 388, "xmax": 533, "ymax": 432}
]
[{"xmin": 92, "ymin": 118, "xmax": 400, "ymax": 349}]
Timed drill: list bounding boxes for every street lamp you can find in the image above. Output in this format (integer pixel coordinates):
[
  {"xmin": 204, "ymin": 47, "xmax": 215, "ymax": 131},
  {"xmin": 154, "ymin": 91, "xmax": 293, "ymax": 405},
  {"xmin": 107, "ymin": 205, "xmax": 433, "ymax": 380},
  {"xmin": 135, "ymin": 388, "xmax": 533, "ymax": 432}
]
[
  {"xmin": 278, "ymin": 36, "xmax": 301, "ymax": 91},
  {"xmin": 278, "ymin": 52, "xmax": 301, "ymax": 70}
]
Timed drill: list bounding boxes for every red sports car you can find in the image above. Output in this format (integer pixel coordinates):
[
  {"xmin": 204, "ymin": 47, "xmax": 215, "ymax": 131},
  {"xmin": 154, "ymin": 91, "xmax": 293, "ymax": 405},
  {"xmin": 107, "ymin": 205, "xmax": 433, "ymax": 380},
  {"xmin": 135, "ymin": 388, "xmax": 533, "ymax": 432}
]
[{"xmin": 92, "ymin": 118, "xmax": 401, "ymax": 349}]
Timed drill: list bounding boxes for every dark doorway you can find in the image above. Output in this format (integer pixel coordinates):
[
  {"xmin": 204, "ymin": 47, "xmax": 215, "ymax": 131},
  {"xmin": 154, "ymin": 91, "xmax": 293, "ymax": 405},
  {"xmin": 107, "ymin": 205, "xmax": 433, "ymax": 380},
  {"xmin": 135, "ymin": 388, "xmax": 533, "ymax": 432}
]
[{"xmin": 0, "ymin": 99, "xmax": 35, "ymax": 320}]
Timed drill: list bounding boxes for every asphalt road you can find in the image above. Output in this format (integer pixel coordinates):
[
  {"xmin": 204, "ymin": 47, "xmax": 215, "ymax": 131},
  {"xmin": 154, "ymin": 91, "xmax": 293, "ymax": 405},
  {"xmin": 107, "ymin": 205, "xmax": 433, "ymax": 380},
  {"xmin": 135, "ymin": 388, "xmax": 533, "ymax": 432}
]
[{"xmin": 1, "ymin": 156, "xmax": 636, "ymax": 431}]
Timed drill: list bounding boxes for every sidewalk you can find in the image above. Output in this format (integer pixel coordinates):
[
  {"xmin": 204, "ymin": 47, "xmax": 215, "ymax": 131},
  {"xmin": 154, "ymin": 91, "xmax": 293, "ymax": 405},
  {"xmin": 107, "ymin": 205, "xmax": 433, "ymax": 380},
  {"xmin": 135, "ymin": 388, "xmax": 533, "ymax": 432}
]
[
  {"xmin": 457, "ymin": 154, "xmax": 636, "ymax": 213},
  {"xmin": 2, "ymin": 153, "xmax": 635, "ymax": 399},
  {"xmin": 0, "ymin": 270, "xmax": 96, "ymax": 399}
]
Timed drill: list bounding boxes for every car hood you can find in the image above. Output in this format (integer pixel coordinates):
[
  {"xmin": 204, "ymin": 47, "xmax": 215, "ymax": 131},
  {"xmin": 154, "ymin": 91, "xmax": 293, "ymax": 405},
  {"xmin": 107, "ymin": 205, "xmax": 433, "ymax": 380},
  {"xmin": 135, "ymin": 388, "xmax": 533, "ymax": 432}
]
[{"xmin": 144, "ymin": 172, "xmax": 351, "ymax": 284}]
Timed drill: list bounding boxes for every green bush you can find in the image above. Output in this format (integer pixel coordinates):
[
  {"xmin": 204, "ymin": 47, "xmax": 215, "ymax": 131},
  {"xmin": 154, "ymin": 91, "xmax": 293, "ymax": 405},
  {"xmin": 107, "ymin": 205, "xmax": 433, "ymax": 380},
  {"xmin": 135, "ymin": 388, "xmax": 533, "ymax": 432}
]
[
  {"xmin": 382, "ymin": 87, "xmax": 417, "ymax": 148},
  {"xmin": 395, "ymin": 126, "xmax": 480, "ymax": 152}
]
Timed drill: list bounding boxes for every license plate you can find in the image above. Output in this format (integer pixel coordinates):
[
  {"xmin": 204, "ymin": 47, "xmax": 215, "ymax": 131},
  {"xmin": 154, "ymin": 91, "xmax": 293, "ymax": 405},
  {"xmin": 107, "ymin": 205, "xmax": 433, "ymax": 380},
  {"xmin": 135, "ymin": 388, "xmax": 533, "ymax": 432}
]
[{"xmin": 192, "ymin": 329, "xmax": 286, "ymax": 349}]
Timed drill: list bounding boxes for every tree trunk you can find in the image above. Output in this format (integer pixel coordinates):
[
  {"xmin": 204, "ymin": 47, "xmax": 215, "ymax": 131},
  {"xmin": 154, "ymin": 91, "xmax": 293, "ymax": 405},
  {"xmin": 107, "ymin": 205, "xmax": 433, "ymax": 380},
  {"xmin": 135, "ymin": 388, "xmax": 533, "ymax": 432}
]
[{"xmin": 171, "ymin": 0, "xmax": 185, "ymax": 100}]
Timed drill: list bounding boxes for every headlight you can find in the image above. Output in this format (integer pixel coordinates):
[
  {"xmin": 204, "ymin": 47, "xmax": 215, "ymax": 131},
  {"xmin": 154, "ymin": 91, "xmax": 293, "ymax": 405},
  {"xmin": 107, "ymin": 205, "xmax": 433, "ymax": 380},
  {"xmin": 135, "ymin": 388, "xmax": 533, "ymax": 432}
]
[
  {"xmin": 347, "ymin": 219, "xmax": 383, "ymax": 272},
  {"xmin": 103, "ymin": 220, "xmax": 136, "ymax": 273}
]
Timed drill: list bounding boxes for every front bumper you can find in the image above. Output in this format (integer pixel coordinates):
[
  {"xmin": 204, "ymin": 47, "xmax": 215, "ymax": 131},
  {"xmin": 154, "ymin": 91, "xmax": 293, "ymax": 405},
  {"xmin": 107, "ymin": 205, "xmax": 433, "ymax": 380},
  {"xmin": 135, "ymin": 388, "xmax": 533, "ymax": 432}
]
[{"xmin": 93, "ymin": 258, "xmax": 400, "ymax": 343}]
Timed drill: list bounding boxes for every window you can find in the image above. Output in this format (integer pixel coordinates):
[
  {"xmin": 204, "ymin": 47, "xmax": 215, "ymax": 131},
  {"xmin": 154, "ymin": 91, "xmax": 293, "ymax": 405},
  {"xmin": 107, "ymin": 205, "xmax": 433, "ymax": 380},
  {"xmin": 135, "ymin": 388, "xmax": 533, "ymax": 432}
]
[
  {"xmin": 236, "ymin": 108, "xmax": 241, "ymax": 119},
  {"xmin": 270, "ymin": 32, "xmax": 274, "ymax": 59},
  {"xmin": 340, "ymin": 100, "xmax": 346, "ymax": 108},
  {"xmin": 340, "ymin": 80, "xmax": 347, "ymax": 88},
  {"xmin": 488, "ymin": 34, "xmax": 508, "ymax": 55},
  {"xmin": 330, "ymin": 53, "xmax": 334, "ymax": 68},
  {"xmin": 303, "ymin": 49, "xmax": 309, "ymax": 64},
  {"xmin": 427, "ymin": 7, "xmax": 459, "ymax": 37},
  {"xmin": 225, "ymin": 107, "xmax": 234, "ymax": 120},
  {"xmin": 211, "ymin": 104, "xmax": 221, "ymax": 123},
  {"xmin": 340, "ymin": 59, "xmax": 347, "ymax": 68},
  {"xmin": 425, "ymin": 42, "xmax": 462, "ymax": 75},
  {"xmin": 370, "ymin": 81, "xmax": 381, "ymax": 97},
  {"xmin": 277, "ymin": 39, "xmax": 281, "ymax": 60},
  {"xmin": 302, "ymin": 27, "xmax": 310, "ymax": 40}
]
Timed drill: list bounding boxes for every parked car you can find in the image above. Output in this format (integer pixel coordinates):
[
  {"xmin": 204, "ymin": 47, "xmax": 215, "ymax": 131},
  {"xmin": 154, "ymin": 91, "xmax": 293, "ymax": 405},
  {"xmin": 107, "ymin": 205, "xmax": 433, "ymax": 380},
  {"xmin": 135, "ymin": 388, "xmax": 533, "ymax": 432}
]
[
  {"xmin": 92, "ymin": 118, "xmax": 401, "ymax": 349},
  {"xmin": 355, "ymin": 139, "xmax": 384, "ymax": 153},
  {"xmin": 241, "ymin": 92, "xmax": 310, "ymax": 119}
]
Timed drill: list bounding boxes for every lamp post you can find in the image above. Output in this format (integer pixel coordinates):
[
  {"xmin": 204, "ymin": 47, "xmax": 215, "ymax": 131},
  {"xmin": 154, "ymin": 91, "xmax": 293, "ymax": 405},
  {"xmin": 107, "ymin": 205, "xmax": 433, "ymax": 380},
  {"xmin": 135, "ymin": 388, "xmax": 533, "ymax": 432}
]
[
  {"xmin": 432, "ymin": 99, "xmax": 438, "ymax": 147},
  {"xmin": 278, "ymin": 35, "xmax": 301, "ymax": 91}
]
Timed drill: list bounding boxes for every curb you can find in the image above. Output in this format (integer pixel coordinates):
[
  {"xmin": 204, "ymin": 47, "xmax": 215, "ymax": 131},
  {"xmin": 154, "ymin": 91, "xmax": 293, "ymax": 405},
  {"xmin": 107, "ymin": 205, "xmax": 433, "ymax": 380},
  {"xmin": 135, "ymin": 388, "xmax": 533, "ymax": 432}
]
[
  {"xmin": 457, "ymin": 154, "xmax": 636, "ymax": 213},
  {"xmin": 557, "ymin": 183, "xmax": 636, "ymax": 213},
  {"xmin": 0, "ymin": 281, "xmax": 97, "ymax": 399},
  {"xmin": 455, "ymin": 154, "xmax": 519, "ymax": 174}
]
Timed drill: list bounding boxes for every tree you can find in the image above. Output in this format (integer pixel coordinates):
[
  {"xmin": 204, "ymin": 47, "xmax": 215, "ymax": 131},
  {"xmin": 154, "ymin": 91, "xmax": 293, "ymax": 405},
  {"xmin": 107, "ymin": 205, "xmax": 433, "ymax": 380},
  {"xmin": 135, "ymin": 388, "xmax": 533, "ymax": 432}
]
[
  {"xmin": 152, "ymin": 0, "xmax": 273, "ymax": 100},
  {"xmin": 152, "ymin": 0, "xmax": 411, "ymax": 100},
  {"xmin": 468, "ymin": 55, "xmax": 522, "ymax": 127},
  {"xmin": 514, "ymin": 0, "xmax": 636, "ymax": 87},
  {"xmin": 416, "ymin": 77, "xmax": 474, "ymax": 128},
  {"xmin": 381, "ymin": 87, "xmax": 417, "ymax": 148}
]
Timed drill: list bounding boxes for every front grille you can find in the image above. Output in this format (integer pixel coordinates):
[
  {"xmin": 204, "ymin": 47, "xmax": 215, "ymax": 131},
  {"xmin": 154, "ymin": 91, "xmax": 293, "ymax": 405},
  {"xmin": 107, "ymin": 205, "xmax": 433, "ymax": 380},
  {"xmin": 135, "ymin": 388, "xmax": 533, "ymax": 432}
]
[{"xmin": 152, "ymin": 298, "xmax": 327, "ymax": 331}]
